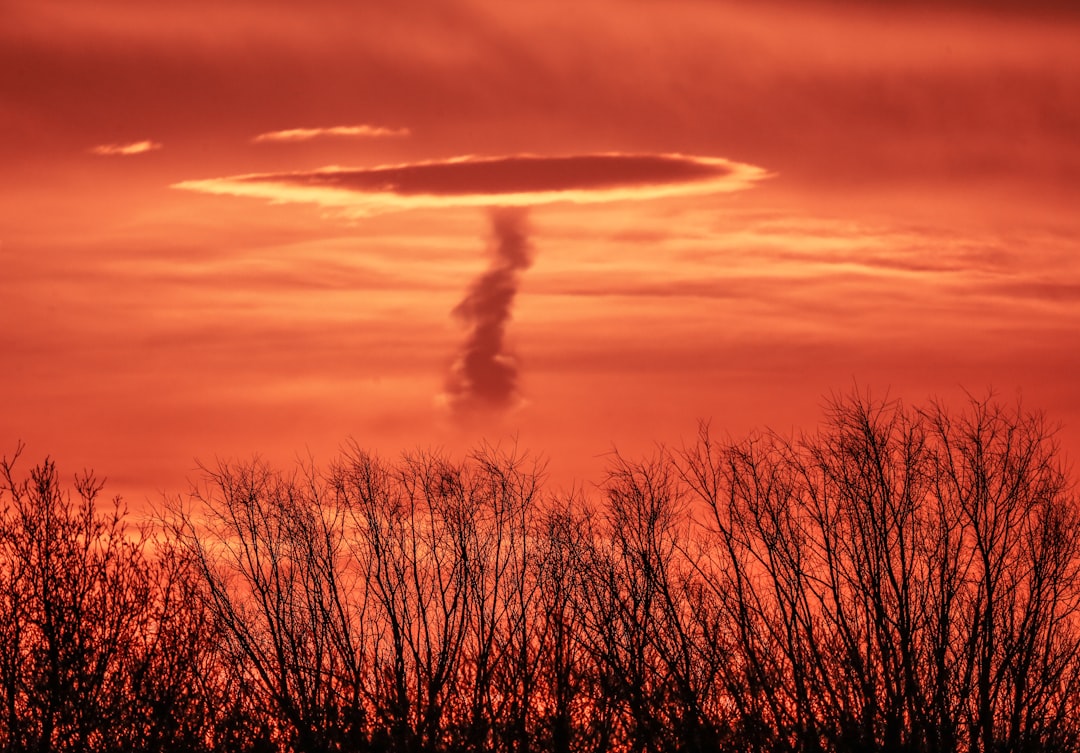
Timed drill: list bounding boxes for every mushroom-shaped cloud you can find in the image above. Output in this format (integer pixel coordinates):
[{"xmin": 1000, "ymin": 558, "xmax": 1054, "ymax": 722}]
[
  {"xmin": 175, "ymin": 152, "xmax": 768, "ymax": 421},
  {"xmin": 173, "ymin": 152, "xmax": 767, "ymax": 216}
]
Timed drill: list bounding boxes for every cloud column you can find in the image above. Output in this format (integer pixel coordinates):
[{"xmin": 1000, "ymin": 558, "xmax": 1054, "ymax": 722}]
[
  {"xmin": 443, "ymin": 207, "xmax": 532, "ymax": 419},
  {"xmin": 173, "ymin": 152, "xmax": 767, "ymax": 420}
]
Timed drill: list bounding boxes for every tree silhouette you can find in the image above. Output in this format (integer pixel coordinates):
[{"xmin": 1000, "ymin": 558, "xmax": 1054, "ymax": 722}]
[
  {"xmin": 680, "ymin": 393, "xmax": 1080, "ymax": 752},
  {"xmin": 0, "ymin": 445, "xmax": 241, "ymax": 753},
  {"xmin": 5, "ymin": 390, "xmax": 1079, "ymax": 752},
  {"xmin": 166, "ymin": 456, "xmax": 369, "ymax": 753}
]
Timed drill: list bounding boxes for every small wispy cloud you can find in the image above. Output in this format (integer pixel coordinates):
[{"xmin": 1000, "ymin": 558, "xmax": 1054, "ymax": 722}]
[
  {"xmin": 89, "ymin": 140, "xmax": 163, "ymax": 156},
  {"xmin": 252, "ymin": 125, "xmax": 411, "ymax": 143}
]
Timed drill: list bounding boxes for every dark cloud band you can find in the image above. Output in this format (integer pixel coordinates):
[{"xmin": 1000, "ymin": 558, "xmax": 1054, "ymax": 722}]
[
  {"xmin": 249, "ymin": 154, "xmax": 734, "ymax": 195},
  {"xmin": 175, "ymin": 153, "xmax": 767, "ymax": 215}
]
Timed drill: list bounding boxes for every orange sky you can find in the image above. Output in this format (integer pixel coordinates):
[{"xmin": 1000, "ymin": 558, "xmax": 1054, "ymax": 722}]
[{"xmin": 3, "ymin": 0, "xmax": 1079, "ymax": 505}]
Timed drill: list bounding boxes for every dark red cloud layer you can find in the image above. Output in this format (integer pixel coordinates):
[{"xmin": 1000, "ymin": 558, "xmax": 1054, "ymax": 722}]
[
  {"xmin": 243, "ymin": 154, "xmax": 734, "ymax": 196},
  {"xmin": 176, "ymin": 153, "xmax": 765, "ymax": 214}
]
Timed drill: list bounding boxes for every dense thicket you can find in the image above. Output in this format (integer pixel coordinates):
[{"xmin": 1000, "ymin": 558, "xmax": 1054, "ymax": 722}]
[{"xmin": 2, "ymin": 393, "xmax": 1078, "ymax": 753}]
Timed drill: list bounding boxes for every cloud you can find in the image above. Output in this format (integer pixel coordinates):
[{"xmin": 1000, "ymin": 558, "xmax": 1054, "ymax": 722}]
[
  {"xmin": 174, "ymin": 153, "xmax": 769, "ymax": 215},
  {"xmin": 444, "ymin": 207, "xmax": 532, "ymax": 419},
  {"xmin": 173, "ymin": 151, "xmax": 768, "ymax": 422},
  {"xmin": 89, "ymin": 140, "xmax": 162, "ymax": 156},
  {"xmin": 252, "ymin": 124, "xmax": 411, "ymax": 143}
]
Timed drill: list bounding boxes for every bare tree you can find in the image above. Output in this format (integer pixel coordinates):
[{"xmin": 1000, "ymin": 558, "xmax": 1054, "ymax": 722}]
[
  {"xmin": 529, "ymin": 495, "xmax": 602, "ymax": 753},
  {"xmin": 330, "ymin": 442, "xmax": 544, "ymax": 753},
  {"xmin": 451, "ymin": 445, "xmax": 542, "ymax": 753},
  {"xmin": 680, "ymin": 392, "xmax": 1080, "ymax": 753},
  {"xmin": 0, "ymin": 446, "xmax": 235, "ymax": 753},
  {"xmin": 586, "ymin": 451, "xmax": 722, "ymax": 753},
  {"xmin": 331, "ymin": 447, "xmax": 471, "ymax": 753},
  {"xmin": 11, "ymin": 389, "xmax": 1077, "ymax": 753},
  {"xmin": 166, "ymin": 457, "xmax": 369, "ymax": 753}
]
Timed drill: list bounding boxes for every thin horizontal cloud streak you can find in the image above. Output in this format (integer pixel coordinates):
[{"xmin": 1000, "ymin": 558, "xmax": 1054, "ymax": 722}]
[
  {"xmin": 111, "ymin": 261, "xmax": 452, "ymax": 295},
  {"xmin": 524, "ymin": 209, "xmax": 1080, "ymax": 356},
  {"xmin": 252, "ymin": 124, "xmax": 410, "ymax": 143},
  {"xmin": 174, "ymin": 153, "xmax": 768, "ymax": 216},
  {"xmin": 89, "ymin": 140, "xmax": 161, "ymax": 156},
  {"xmin": 985, "ymin": 280, "xmax": 1080, "ymax": 304}
]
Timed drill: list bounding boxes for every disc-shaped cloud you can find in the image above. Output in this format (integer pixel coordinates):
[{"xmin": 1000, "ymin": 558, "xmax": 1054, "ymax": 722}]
[{"xmin": 175, "ymin": 153, "xmax": 767, "ymax": 215}]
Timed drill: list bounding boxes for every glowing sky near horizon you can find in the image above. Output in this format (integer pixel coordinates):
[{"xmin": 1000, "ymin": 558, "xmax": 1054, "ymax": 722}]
[{"xmin": 2, "ymin": 0, "xmax": 1078, "ymax": 504}]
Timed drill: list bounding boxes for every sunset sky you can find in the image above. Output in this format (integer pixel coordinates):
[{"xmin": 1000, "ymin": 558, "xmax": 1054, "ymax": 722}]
[{"xmin": 3, "ymin": 0, "xmax": 1079, "ymax": 504}]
